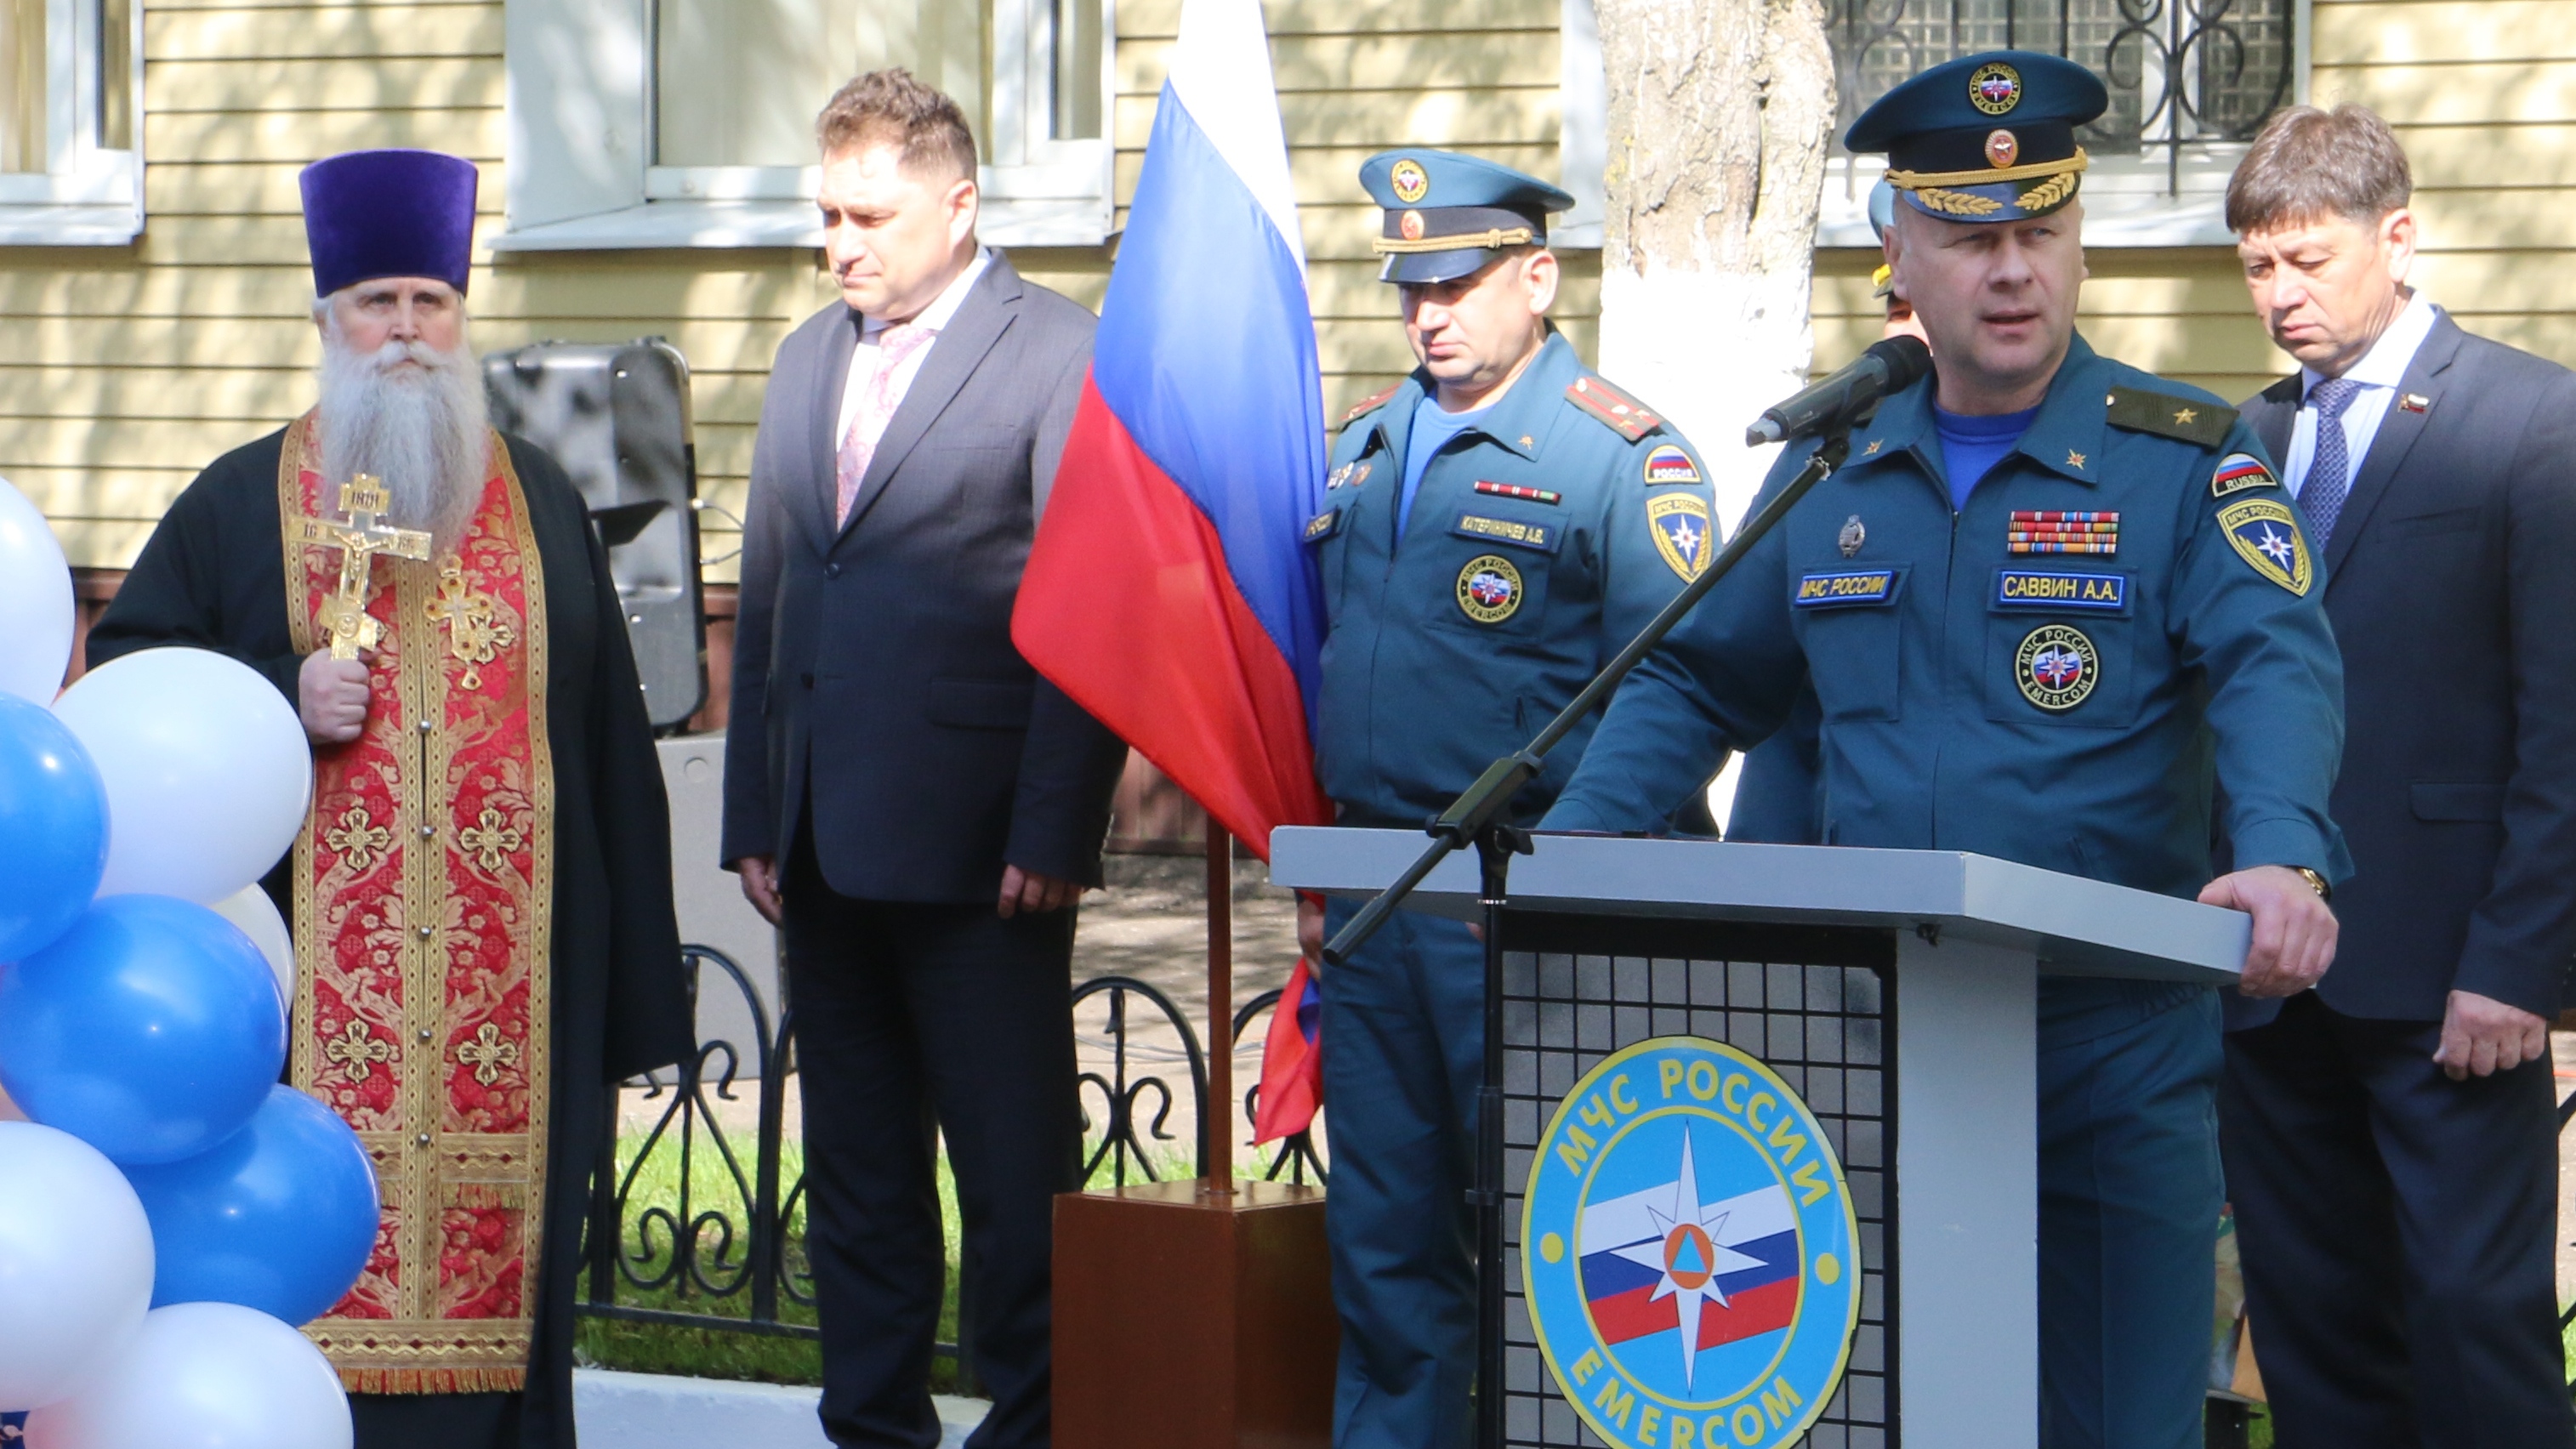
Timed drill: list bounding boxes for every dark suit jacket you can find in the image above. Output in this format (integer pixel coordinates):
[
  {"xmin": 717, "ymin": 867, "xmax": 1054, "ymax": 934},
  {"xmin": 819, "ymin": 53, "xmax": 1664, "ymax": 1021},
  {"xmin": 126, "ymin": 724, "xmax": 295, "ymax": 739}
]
[
  {"xmin": 2234, "ymin": 307, "xmax": 2576, "ymax": 1025},
  {"xmin": 720, "ymin": 253, "xmax": 1128, "ymax": 902}
]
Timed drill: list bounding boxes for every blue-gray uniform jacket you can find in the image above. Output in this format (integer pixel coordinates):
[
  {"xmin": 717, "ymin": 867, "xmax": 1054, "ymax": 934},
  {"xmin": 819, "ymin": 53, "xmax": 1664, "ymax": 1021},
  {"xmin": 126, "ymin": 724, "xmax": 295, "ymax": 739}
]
[
  {"xmin": 1314, "ymin": 332, "xmax": 1718, "ymax": 829},
  {"xmin": 1544, "ymin": 333, "xmax": 2351, "ymax": 1034}
]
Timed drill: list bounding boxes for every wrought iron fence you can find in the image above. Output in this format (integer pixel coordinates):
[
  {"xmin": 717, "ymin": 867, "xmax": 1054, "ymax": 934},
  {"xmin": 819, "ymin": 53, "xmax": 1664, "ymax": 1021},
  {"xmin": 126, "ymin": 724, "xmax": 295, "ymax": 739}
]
[
  {"xmin": 576, "ymin": 946, "xmax": 1326, "ymax": 1363},
  {"xmin": 1827, "ymin": 0, "xmax": 2296, "ymax": 190}
]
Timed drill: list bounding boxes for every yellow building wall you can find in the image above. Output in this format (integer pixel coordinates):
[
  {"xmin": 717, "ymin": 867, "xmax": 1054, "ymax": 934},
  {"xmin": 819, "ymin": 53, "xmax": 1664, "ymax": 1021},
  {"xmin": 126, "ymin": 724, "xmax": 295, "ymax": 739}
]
[
  {"xmin": 0, "ymin": 0, "xmax": 2561, "ymax": 573},
  {"xmin": 1, "ymin": 0, "xmax": 1588, "ymax": 576}
]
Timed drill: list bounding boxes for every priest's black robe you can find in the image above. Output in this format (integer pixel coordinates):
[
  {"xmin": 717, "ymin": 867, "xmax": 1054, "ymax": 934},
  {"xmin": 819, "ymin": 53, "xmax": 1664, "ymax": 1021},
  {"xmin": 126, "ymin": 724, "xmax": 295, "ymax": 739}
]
[{"xmin": 87, "ymin": 426, "xmax": 696, "ymax": 1449}]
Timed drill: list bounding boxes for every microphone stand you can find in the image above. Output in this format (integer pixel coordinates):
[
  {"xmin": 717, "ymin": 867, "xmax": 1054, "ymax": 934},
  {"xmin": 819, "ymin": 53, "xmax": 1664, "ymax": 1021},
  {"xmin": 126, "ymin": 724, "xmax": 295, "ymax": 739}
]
[{"xmin": 1320, "ymin": 430, "xmax": 1851, "ymax": 1449}]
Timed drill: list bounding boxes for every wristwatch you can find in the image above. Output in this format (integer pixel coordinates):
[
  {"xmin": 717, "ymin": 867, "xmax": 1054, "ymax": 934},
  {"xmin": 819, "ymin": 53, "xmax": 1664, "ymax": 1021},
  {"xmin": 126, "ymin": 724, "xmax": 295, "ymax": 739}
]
[{"xmin": 2291, "ymin": 867, "xmax": 2332, "ymax": 902}]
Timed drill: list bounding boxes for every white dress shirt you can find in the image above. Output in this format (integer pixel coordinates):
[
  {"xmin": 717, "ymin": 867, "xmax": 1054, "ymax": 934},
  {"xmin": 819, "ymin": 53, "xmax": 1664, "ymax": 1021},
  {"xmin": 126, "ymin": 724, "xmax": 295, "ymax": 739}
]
[
  {"xmin": 834, "ymin": 247, "xmax": 993, "ymax": 447},
  {"xmin": 2280, "ymin": 292, "xmax": 2438, "ymax": 499}
]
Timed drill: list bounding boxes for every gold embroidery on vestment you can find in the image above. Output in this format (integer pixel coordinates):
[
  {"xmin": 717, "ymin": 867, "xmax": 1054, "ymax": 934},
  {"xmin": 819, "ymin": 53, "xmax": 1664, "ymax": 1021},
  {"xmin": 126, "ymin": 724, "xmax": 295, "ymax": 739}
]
[
  {"xmin": 457, "ymin": 1024, "xmax": 522, "ymax": 1087},
  {"xmin": 426, "ymin": 560, "xmax": 517, "ymax": 692},
  {"xmin": 458, "ymin": 807, "xmax": 526, "ymax": 875},
  {"xmin": 326, "ymin": 1018, "xmax": 395, "ymax": 1083},
  {"xmin": 277, "ymin": 415, "xmax": 558, "ymax": 1395},
  {"xmin": 325, "ymin": 804, "xmax": 393, "ymax": 874}
]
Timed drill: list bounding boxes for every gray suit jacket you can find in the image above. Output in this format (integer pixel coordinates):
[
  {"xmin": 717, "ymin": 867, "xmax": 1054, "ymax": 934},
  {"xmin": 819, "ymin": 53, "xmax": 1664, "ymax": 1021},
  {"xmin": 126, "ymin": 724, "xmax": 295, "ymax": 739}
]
[{"xmin": 720, "ymin": 252, "xmax": 1128, "ymax": 901}]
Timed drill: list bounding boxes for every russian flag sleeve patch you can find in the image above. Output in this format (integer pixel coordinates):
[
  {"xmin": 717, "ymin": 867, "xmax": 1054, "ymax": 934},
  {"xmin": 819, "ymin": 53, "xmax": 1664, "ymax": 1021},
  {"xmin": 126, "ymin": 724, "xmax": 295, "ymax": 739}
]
[
  {"xmin": 2210, "ymin": 452, "xmax": 2279, "ymax": 499},
  {"xmin": 1643, "ymin": 444, "xmax": 1703, "ymax": 486}
]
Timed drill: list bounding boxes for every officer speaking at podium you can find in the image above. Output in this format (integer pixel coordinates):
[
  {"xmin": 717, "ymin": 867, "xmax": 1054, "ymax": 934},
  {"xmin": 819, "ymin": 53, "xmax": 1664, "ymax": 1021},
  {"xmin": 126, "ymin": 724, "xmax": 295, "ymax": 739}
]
[{"xmin": 1539, "ymin": 54, "xmax": 2349, "ymax": 1449}]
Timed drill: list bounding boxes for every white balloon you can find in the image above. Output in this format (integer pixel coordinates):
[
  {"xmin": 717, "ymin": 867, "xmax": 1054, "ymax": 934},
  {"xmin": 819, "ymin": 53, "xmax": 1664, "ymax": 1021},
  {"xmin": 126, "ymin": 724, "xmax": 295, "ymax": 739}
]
[
  {"xmin": 208, "ymin": 884, "xmax": 297, "ymax": 1011},
  {"xmin": 0, "ymin": 474, "xmax": 74, "ymax": 707},
  {"xmin": 0, "ymin": 1122, "xmax": 156, "ymax": 1412},
  {"xmin": 22, "ymin": 1302, "xmax": 350, "ymax": 1449},
  {"xmin": 49, "ymin": 648, "xmax": 313, "ymax": 905}
]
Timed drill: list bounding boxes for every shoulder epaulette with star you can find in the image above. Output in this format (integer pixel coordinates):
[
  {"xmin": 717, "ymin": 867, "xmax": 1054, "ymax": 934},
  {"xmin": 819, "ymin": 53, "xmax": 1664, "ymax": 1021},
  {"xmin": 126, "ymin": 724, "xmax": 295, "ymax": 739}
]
[
  {"xmin": 1566, "ymin": 375, "xmax": 1663, "ymax": 441},
  {"xmin": 1341, "ymin": 384, "xmax": 1402, "ymax": 426},
  {"xmin": 2105, "ymin": 387, "xmax": 2237, "ymax": 447}
]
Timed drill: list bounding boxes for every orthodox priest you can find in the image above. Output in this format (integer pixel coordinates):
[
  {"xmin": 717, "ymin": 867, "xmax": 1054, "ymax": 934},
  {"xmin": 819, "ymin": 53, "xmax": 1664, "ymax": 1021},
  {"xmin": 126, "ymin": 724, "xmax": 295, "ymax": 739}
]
[{"xmin": 87, "ymin": 148, "xmax": 694, "ymax": 1448}]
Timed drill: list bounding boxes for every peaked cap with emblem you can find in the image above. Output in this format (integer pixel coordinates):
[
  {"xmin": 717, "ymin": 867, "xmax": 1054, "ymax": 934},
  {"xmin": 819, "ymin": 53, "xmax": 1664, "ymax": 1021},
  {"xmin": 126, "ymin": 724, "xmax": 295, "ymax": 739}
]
[
  {"xmin": 1360, "ymin": 149, "xmax": 1575, "ymax": 285},
  {"xmin": 1846, "ymin": 51, "xmax": 2107, "ymax": 225}
]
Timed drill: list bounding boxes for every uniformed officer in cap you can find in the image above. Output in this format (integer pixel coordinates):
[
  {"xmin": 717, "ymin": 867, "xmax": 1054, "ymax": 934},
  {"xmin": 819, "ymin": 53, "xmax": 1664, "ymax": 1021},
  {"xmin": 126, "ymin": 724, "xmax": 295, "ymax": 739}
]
[
  {"xmin": 1541, "ymin": 54, "xmax": 2349, "ymax": 1449},
  {"xmin": 1292, "ymin": 148, "xmax": 1717, "ymax": 1446}
]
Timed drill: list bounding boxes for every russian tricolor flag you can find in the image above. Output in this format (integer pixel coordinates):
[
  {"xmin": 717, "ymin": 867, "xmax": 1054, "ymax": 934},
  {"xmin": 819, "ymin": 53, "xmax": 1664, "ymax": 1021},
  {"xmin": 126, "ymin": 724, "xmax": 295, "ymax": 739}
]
[
  {"xmin": 1578, "ymin": 1144, "xmax": 1802, "ymax": 1372},
  {"xmin": 1010, "ymin": 0, "xmax": 1331, "ymax": 1143}
]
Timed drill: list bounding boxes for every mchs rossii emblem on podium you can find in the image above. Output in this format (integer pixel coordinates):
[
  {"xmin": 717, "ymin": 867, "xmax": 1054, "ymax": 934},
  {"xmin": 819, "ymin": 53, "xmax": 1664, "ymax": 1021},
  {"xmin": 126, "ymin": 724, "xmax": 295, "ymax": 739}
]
[{"xmin": 1522, "ymin": 1038, "xmax": 1862, "ymax": 1449}]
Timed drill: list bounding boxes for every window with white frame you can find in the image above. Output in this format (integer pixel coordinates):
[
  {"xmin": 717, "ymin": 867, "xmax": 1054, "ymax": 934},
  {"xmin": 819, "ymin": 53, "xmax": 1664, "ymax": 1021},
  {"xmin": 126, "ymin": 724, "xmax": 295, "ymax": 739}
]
[
  {"xmin": 498, "ymin": 0, "xmax": 1112, "ymax": 252},
  {"xmin": 1812, "ymin": 0, "xmax": 2306, "ymax": 245},
  {"xmin": 0, "ymin": 0, "xmax": 143, "ymax": 245},
  {"xmin": 1553, "ymin": 0, "xmax": 2307, "ymax": 249}
]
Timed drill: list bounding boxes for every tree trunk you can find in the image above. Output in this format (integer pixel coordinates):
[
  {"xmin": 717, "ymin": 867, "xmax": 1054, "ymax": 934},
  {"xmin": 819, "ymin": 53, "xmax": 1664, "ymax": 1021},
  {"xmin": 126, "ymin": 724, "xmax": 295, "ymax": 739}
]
[
  {"xmin": 1593, "ymin": 0, "xmax": 1834, "ymax": 531},
  {"xmin": 1591, "ymin": 0, "xmax": 1834, "ymax": 827}
]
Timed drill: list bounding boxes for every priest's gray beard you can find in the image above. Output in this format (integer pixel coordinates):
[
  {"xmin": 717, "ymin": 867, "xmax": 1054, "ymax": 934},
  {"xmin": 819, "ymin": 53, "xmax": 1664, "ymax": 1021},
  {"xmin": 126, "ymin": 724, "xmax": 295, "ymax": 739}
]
[{"xmin": 315, "ymin": 315, "xmax": 490, "ymax": 556}]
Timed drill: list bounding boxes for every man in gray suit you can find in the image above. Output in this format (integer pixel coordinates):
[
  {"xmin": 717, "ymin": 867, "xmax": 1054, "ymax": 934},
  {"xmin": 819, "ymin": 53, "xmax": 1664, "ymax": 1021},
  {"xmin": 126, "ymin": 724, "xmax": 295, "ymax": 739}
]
[{"xmin": 721, "ymin": 69, "xmax": 1128, "ymax": 1449}]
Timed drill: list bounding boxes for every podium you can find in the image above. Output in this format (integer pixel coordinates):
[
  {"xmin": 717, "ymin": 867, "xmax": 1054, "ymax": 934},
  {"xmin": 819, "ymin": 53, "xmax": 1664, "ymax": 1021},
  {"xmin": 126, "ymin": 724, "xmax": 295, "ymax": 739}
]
[{"xmin": 1272, "ymin": 827, "xmax": 2248, "ymax": 1449}]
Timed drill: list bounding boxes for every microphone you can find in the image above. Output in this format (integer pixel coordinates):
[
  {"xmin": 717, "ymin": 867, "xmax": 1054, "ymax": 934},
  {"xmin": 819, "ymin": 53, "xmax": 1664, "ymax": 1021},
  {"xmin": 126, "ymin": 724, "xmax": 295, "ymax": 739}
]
[{"xmin": 1743, "ymin": 335, "xmax": 1934, "ymax": 447}]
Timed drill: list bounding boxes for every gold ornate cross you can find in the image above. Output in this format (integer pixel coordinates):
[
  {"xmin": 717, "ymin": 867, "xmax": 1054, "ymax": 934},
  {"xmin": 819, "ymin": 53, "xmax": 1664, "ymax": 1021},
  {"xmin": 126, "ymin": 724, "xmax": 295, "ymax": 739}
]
[
  {"xmin": 457, "ymin": 806, "xmax": 526, "ymax": 874},
  {"xmin": 427, "ymin": 562, "xmax": 516, "ymax": 691},
  {"xmin": 289, "ymin": 474, "xmax": 432, "ymax": 659},
  {"xmin": 456, "ymin": 1023, "xmax": 522, "ymax": 1086},
  {"xmin": 325, "ymin": 1019, "xmax": 395, "ymax": 1083}
]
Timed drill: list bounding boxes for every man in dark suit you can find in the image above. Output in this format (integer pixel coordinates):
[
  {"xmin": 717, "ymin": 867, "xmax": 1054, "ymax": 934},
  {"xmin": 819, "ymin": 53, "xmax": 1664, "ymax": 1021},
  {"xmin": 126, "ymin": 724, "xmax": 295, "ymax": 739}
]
[
  {"xmin": 720, "ymin": 70, "xmax": 1128, "ymax": 1449},
  {"xmin": 2222, "ymin": 104, "xmax": 2576, "ymax": 1449}
]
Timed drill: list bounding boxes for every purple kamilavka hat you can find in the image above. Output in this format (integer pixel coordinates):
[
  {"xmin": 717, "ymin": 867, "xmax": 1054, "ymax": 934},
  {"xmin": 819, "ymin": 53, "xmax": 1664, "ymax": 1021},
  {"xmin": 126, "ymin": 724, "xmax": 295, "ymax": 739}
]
[{"xmin": 299, "ymin": 149, "xmax": 478, "ymax": 298}]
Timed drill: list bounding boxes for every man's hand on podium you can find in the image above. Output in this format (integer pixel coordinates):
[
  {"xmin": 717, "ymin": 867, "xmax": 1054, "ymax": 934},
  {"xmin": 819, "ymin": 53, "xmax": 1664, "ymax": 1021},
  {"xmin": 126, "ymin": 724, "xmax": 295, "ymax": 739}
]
[
  {"xmin": 1297, "ymin": 893, "xmax": 1324, "ymax": 968},
  {"xmin": 2198, "ymin": 865, "xmax": 2337, "ymax": 997}
]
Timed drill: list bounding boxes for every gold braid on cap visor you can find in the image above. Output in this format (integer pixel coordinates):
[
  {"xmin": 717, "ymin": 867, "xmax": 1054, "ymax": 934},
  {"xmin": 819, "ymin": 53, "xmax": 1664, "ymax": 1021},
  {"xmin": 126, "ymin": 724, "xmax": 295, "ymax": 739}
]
[
  {"xmin": 1885, "ymin": 148, "xmax": 2088, "ymax": 217},
  {"xmin": 1371, "ymin": 226, "xmax": 1537, "ymax": 255}
]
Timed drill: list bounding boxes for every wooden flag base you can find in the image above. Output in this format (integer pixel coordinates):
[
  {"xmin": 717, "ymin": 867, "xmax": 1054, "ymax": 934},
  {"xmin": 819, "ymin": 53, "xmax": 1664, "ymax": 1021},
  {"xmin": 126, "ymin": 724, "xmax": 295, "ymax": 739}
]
[{"xmin": 1053, "ymin": 1179, "xmax": 1336, "ymax": 1448}]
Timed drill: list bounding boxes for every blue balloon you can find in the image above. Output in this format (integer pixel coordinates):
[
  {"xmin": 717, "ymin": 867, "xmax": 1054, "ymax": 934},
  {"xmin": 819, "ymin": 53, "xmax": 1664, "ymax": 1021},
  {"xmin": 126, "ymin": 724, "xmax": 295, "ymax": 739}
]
[
  {"xmin": 0, "ymin": 693, "xmax": 107, "ymax": 963},
  {"xmin": 0, "ymin": 895, "xmax": 287, "ymax": 1163},
  {"xmin": 125, "ymin": 1084, "xmax": 381, "ymax": 1326}
]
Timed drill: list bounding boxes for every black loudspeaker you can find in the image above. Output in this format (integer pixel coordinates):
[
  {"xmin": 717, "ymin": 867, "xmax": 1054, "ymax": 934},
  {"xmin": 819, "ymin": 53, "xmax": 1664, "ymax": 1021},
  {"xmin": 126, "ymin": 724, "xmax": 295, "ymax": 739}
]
[{"xmin": 483, "ymin": 338, "xmax": 707, "ymax": 731}]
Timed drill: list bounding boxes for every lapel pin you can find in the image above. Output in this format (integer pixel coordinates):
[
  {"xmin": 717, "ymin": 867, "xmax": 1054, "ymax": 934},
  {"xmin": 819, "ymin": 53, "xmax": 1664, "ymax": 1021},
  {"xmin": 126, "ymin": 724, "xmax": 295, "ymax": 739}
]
[{"xmin": 2400, "ymin": 394, "xmax": 2430, "ymax": 413}]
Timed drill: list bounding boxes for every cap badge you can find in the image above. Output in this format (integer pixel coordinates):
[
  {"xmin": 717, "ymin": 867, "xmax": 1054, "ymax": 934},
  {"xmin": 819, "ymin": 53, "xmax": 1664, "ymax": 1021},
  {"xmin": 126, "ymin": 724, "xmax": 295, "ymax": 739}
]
[
  {"xmin": 1970, "ymin": 61, "xmax": 2022, "ymax": 116},
  {"xmin": 1986, "ymin": 128, "xmax": 2019, "ymax": 168},
  {"xmin": 1839, "ymin": 514, "xmax": 1866, "ymax": 557},
  {"xmin": 1399, "ymin": 209, "xmax": 1426, "ymax": 242},
  {"xmin": 1390, "ymin": 159, "xmax": 1430, "ymax": 204}
]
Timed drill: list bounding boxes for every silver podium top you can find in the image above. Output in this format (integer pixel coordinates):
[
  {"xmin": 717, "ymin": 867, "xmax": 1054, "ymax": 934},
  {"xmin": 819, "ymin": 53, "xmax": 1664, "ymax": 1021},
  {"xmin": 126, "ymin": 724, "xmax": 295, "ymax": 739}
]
[{"xmin": 1270, "ymin": 827, "xmax": 2249, "ymax": 985}]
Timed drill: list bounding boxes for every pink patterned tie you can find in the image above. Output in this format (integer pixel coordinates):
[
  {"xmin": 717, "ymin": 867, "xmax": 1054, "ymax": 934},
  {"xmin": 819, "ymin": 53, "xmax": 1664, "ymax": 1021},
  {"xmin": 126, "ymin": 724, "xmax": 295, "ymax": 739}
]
[{"xmin": 835, "ymin": 322, "xmax": 937, "ymax": 527}]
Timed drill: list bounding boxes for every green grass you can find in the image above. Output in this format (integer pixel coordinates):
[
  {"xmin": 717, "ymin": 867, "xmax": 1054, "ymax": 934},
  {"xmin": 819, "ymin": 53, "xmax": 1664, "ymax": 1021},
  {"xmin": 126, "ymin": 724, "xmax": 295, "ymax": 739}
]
[{"xmin": 573, "ymin": 1130, "xmax": 1311, "ymax": 1387}]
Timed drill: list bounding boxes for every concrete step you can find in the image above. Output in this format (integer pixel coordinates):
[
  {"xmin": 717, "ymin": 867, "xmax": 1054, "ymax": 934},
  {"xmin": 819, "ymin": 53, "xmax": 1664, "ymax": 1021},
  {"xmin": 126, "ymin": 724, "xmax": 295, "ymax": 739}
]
[{"xmin": 573, "ymin": 1368, "xmax": 989, "ymax": 1448}]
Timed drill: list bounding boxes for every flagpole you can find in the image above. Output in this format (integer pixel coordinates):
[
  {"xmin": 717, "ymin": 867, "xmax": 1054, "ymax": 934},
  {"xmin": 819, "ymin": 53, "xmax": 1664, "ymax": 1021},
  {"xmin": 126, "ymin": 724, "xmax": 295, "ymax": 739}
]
[{"xmin": 1205, "ymin": 817, "xmax": 1235, "ymax": 1194}]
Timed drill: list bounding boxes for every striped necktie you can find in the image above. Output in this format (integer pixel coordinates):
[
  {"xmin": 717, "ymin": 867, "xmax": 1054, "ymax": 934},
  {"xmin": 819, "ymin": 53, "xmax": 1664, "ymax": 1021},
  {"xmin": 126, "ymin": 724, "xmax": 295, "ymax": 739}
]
[{"xmin": 2300, "ymin": 376, "xmax": 2365, "ymax": 544}]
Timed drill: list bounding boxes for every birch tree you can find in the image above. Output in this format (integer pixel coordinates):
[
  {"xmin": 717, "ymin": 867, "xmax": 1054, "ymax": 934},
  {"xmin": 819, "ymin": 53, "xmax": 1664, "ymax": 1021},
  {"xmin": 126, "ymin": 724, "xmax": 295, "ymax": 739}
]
[{"xmin": 1593, "ymin": 0, "xmax": 1835, "ymax": 531}]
